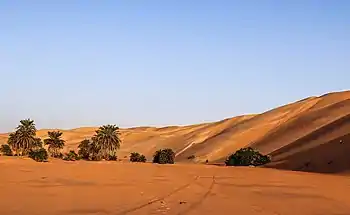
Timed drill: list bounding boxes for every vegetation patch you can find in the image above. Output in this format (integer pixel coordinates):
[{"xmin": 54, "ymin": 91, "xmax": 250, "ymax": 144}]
[
  {"xmin": 106, "ymin": 153, "xmax": 118, "ymax": 161},
  {"xmin": 63, "ymin": 150, "xmax": 80, "ymax": 161},
  {"xmin": 4, "ymin": 119, "xmax": 123, "ymax": 163},
  {"xmin": 78, "ymin": 139, "xmax": 91, "ymax": 160},
  {"xmin": 225, "ymin": 147, "xmax": 271, "ymax": 166},
  {"xmin": 44, "ymin": 131, "xmax": 65, "ymax": 158},
  {"xmin": 0, "ymin": 144, "xmax": 13, "ymax": 156},
  {"xmin": 78, "ymin": 125, "xmax": 121, "ymax": 161},
  {"xmin": 153, "ymin": 148, "xmax": 175, "ymax": 164},
  {"xmin": 130, "ymin": 152, "xmax": 147, "ymax": 162},
  {"xmin": 29, "ymin": 148, "xmax": 48, "ymax": 162},
  {"xmin": 7, "ymin": 119, "xmax": 38, "ymax": 156}
]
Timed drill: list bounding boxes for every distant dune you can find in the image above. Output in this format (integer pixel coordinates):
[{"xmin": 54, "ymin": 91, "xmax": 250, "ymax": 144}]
[{"xmin": 1, "ymin": 90, "xmax": 350, "ymax": 174}]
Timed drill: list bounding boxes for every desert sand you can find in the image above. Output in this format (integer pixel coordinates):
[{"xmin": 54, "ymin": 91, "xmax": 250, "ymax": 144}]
[
  {"xmin": 2, "ymin": 91, "xmax": 350, "ymax": 215},
  {"xmin": 1, "ymin": 91, "xmax": 350, "ymax": 174},
  {"xmin": 1, "ymin": 157, "xmax": 350, "ymax": 215}
]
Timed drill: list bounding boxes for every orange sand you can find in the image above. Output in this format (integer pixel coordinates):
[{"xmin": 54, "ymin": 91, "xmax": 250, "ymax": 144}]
[
  {"xmin": 1, "ymin": 157, "xmax": 350, "ymax": 215},
  {"xmin": 1, "ymin": 90, "xmax": 350, "ymax": 173}
]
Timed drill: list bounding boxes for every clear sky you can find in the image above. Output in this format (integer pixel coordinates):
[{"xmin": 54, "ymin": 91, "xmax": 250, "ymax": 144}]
[{"xmin": 1, "ymin": 1, "xmax": 349, "ymax": 132}]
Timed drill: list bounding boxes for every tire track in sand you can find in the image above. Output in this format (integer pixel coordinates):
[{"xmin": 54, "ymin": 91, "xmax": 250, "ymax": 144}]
[
  {"xmin": 116, "ymin": 176, "xmax": 200, "ymax": 215},
  {"xmin": 176, "ymin": 176, "xmax": 216, "ymax": 215}
]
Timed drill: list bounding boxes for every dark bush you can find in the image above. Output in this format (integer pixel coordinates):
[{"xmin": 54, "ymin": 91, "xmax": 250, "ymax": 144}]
[
  {"xmin": 29, "ymin": 148, "xmax": 48, "ymax": 162},
  {"xmin": 225, "ymin": 147, "xmax": 271, "ymax": 166},
  {"xmin": 89, "ymin": 154, "xmax": 102, "ymax": 161},
  {"xmin": 106, "ymin": 154, "xmax": 118, "ymax": 161},
  {"xmin": 187, "ymin": 155, "xmax": 195, "ymax": 160},
  {"xmin": 153, "ymin": 148, "xmax": 175, "ymax": 164},
  {"xmin": 0, "ymin": 144, "xmax": 13, "ymax": 156},
  {"xmin": 63, "ymin": 150, "xmax": 80, "ymax": 161},
  {"xmin": 51, "ymin": 152, "xmax": 64, "ymax": 159},
  {"xmin": 130, "ymin": 152, "xmax": 147, "ymax": 162},
  {"xmin": 78, "ymin": 139, "xmax": 91, "ymax": 160}
]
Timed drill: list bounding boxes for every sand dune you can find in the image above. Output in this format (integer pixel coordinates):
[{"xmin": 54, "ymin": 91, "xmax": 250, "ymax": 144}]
[{"xmin": 1, "ymin": 90, "xmax": 350, "ymax": 173}]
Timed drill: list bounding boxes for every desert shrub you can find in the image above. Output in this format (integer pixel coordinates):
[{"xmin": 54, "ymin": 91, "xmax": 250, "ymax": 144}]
[
  {"xmin": 130, "ymin": 152, "xmax": 147, "ymax": 162},
  {"xmin": 225, "ymin": 147, "xmax": 271, "ymax": 166},
  {"xmin": 106, "ymin": 153, "xmax": 118, "ymax": 161},
  {"xmin": 152, "ymin": 148, "xmax": 175, "ymax": 164},
  {"xmin": 63, "ymin": 150, "xmax": 80, "ymax": 161},
  {"xmin": 0, "ymin": 144, "xmax": 13, "ymax": 156},
  {"xmin": 187, "ymin": 155, "xmax": 195, "ymax": 160},
  {"xmin": 78, "ymin": 139, "xmax": 91, "ymax": 160},
  {"xmin": 29, "ymin": 148, "xmax": 48, "ymax": 162}
]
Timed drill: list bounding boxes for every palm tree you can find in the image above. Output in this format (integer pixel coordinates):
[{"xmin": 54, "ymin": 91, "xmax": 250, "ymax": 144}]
[
  {"xmin": 8, "ymin": 119, "xmax": 37, "ymax": 155},
  {"xmin": 16, "ymin": 119, "xmax": 37, "ymax": 135},
  {"xmin": 44, "ymin": 131, "xmax": 65, "ymax": 158},
  {"xmin": 92, "ymin": 124, "xmax": 121, "ymax": 160}
]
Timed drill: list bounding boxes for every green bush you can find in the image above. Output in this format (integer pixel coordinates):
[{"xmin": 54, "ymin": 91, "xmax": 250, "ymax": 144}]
[
  {"xmin": 29, "ymin": 148, "xmax": 48, "ymax": 162},
  {"xmin": 0, "ymin": 144, "xmax": 13, "ymax": 156},
  {"xmin": 77, "ymin": 139, "xmax": 91, "ymax": 160},
  {"xmin": 62, "ymin": 150, "xmax": 80, "ymax": 161},
  {"xmin": 152, "ymin": 148, "xmax": 175, "ymax": 164},
  {"xmin": 225, "ymin": 147, "xmax": 271, "ymax": 166},
  {"xmin": 51, "ymin": 152, "xmax": 63, "ymax": 159},
  {"xmin": 130, "ymin": 152, "xmax": 147, "ymax": 162}
]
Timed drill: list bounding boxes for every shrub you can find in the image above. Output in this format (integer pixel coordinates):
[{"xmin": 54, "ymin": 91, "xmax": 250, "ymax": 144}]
[
  {"xmin": 90, "ymin": 154, "xmax": 102, "ymax": 161},
  {"xmin": 187, "ymin": 155, "xmax": 195, "ymax": 160},
  {"xmin": 130, "ymin": 152, "xmax": 147, "ymax": 162},
  {"xmin": 0, "ymin": 144, "xmax": 13, "ymax": 156},
  {"xmin": 106, "ymin": 154, "xmax": 118, "ymax": 161},
  {"xmin": 225, "ymin": 147, "xmax": 271, "ymax": 166},
  {"xmin": 29, "ymin": 148, "xmax": 48, "ymax": 162},
  {"xmin": 152, "ymin": 148, "xmax": 175, "ymax": 164},
  {"xmin": 78, "ymin": 139, "xmax": 91, "ymax": 160},
  {"xmin": 63, "ymin": 150, "xmax": 80, "ymax": 161}
]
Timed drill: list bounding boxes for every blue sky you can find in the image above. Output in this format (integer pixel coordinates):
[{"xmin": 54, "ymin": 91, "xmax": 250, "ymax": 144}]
[{"xmin": 0, "ymin": 1, "xmax": 349, "ymax": 132}]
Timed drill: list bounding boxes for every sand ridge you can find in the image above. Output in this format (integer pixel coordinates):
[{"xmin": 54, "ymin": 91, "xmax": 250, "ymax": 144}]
[{"xmin": 1, "ymin": 90, "xmax": 350, "ymax": 173}]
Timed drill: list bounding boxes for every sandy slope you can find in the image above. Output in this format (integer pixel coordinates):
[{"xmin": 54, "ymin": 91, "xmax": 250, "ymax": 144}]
[
  {"xmin": 1, "ymin": 90, "xmax": 350, "ymax": 173},
  {"xmin": 1, "ymin": 157, "xmax": 350, "ymax": 215}
]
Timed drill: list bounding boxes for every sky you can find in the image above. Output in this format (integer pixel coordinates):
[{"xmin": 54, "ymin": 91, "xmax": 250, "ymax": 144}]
[{"xmin": 0, "ymin": 0, "xmax": 349, "ymax": 132}]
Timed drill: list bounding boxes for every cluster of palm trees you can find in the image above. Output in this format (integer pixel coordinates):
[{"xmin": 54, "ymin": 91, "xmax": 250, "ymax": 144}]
[
  {"xmin": 3, "ymin": 119, "xmax": 122, "ymax": 161},
  {"xmin": 77, "ymin": 125, "xmax": 121, "ymax": 161}
]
